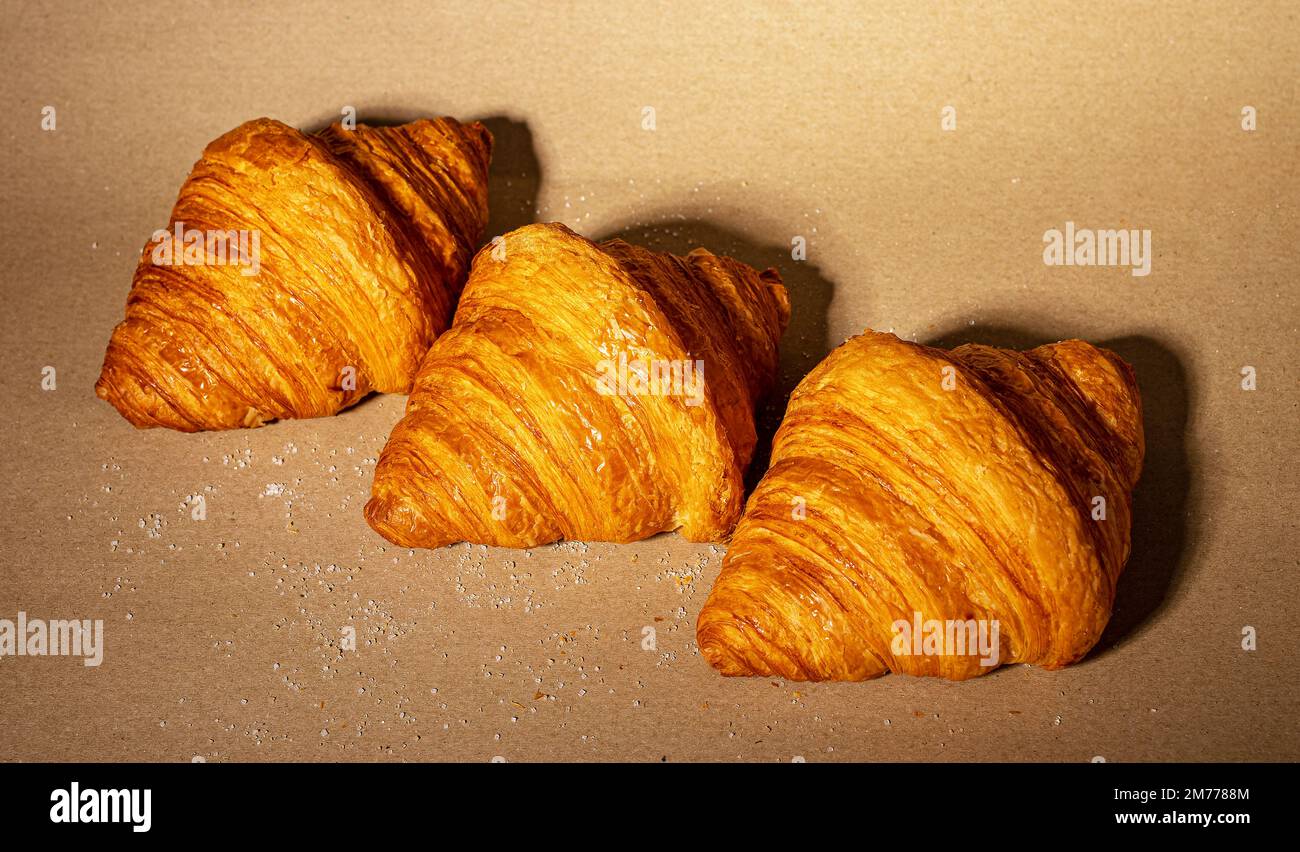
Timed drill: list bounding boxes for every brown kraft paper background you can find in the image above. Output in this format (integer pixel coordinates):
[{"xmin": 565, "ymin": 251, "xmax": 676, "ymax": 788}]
[{"xmin": 0, "ymin": 0, "xmax": 1296, "ymax": 761}]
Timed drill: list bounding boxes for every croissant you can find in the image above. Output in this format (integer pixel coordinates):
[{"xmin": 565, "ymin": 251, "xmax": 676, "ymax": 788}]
[
  {"xmin": 697, "ymin": 330, "xmax": 1144, "ymax": 681},
  {"xmin": 365, "ymin": 222, "xmax": 790, "ymax": 548},
  {"xmin": 95, "ymin": 116, "xmax": 491, "ymax": 430}
]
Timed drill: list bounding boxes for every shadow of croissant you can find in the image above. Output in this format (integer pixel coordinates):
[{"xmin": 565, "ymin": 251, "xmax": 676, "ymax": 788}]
[
  {"xmin": 924, "ymin": 324, "xmax": 1194, "ymax": 666},
  {"xmin": 477, "ymin": 116, "xmax": 543, "ymax": 240},
  {"xmin": 595, "ymin": 220, "xmax": 839, "ymax": 494}
]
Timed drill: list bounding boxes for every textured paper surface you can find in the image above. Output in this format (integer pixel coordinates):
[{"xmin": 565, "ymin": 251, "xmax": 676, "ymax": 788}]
[{"xmin": 0, "ymin": 0, "xmax": 1296, "ymax": 762}]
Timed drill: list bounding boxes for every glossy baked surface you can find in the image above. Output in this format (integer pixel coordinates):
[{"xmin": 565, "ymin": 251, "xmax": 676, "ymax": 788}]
[
  {"xmin": 698, "ymin": 330, "xmax": 1145, "ymax": 681},
  {"xmin": 95, "ymin": 116, "xmax": 491, "ymax": 430},
  {"xmin": 365, "ymin": 222, "xmax": 790, "ymax": 548}
]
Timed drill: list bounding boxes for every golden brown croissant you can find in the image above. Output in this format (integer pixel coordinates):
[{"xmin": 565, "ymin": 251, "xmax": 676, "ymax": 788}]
[
  {"xmin": 365, "ymin": 222, "xmax": 790, "ymax": 548},
  {"xmin": 96, "ymin": 116, "xmax": 491, "ymax": 430},
  {"xmin": 697, "ymin": 330, "xmax": 1144, "ymax": 681}
]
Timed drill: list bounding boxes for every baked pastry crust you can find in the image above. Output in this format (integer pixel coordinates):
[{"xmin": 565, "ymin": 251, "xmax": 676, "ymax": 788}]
[
  {"xmin": 365, "ymin": 222, "xmax": 790, "ymax": 548},
  {"xmin": 96, "ymin": 116, "xmax": 491, "ymax": 430},
  {"xmin": 697, "ymin": 330, "xmax": 1144, "ymax": 681}
]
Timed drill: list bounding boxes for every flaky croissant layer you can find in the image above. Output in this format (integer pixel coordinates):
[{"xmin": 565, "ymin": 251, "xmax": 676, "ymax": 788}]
[
  {"xmin": 96, "ymin": 116, "xmax": 491, "ymax": 430},
  {"xmin": 697, "ymin": 330, "xmax": 1144, "ymax": 681},
  {"xmin": 366, "ymin": 222, "xmax": 790, "ymax": 548}
]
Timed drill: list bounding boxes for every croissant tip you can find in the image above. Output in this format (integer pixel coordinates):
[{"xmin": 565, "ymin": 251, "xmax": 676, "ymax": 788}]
[
  {"xmin": 465, "ymin": 120, "xmax": 494, "ymax": 157},
  {"xmin": 761, "ymin": 268, "xmax": 791, "ymax": 330},
  {"xmin": 93, "ymin": 368, "xmax": 135, "ymax": 420},
  {"xmin": 364, "ymin": 492, "xmax": 451, "ymax": 549},
  {"xmin": 363, "ymin": 495, "xmax": 397, "ymax": 538},
  {"xmin": 696, "ymin": 599, "xmax": 784, "ymax": 678},
  {"xmin": 696, "ymin": 632, "xmax": 753, "ymax": 677}
]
